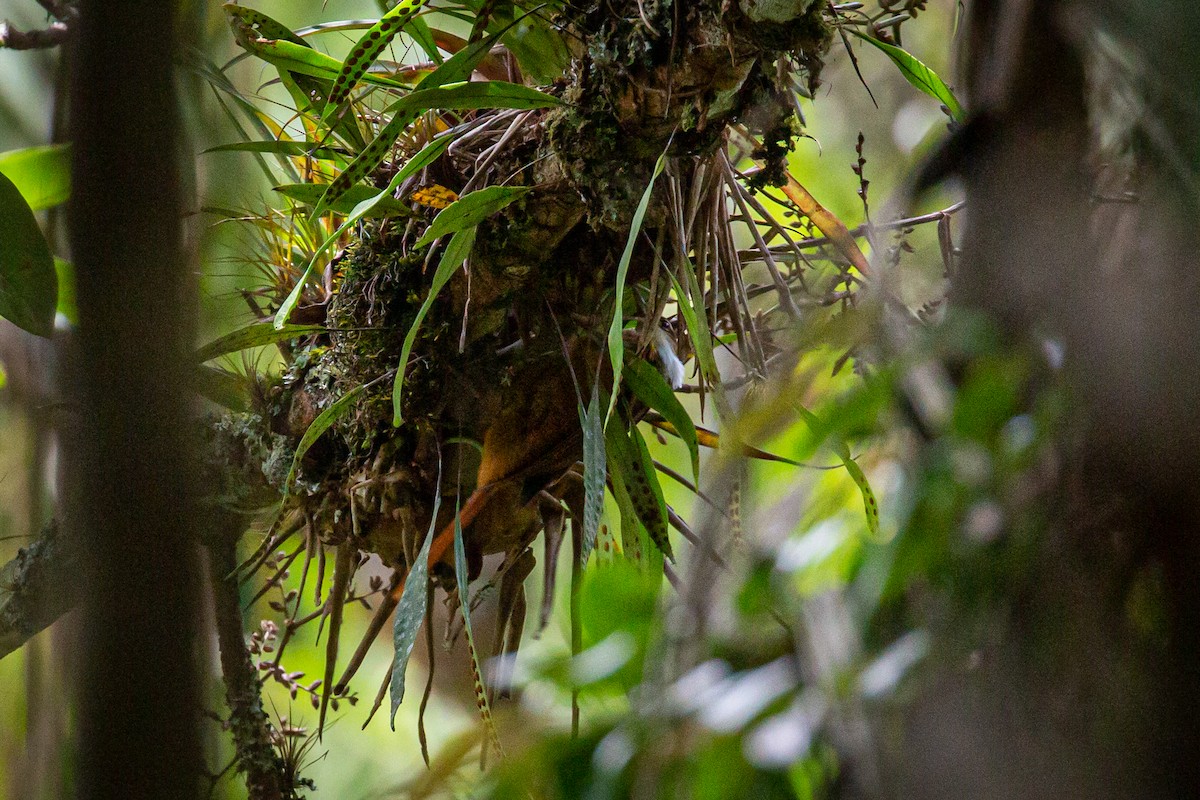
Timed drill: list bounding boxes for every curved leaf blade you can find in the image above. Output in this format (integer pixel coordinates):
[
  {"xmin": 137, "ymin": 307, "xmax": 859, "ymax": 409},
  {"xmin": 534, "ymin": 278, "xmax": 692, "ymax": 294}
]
[
  {"xmin": 313, "ymin": 81, "xmax": 559, "ymax": 217},
  {"xmin": 606, "ymin": 417, "xmax": 672, "ymax": 561},
  {"xmin": 391, "ymin": 227, "xmax": 477, "ymax": 425},
  {"xmin": 0, "ymin": 171, "xmax": 56, "ymax": 337},
  {"xmin": 389, "ymin": 494, "xmax": 437, "ymax": 727},
  {"xmin": 0, "ymin": 144, "xmax": 71, "ymax": 211},
  {"xmin": 323, "ymin": 0, "xmax": 431, "ymax": 122},
  {"xmin": 579, "ymin": 383, "xmax": 606, "ymax": 564},
  {"xmin": 624, "ymin": 356, "xmax": 699, "ymax": 483},
  {"xmin": 607, "ymin": 148, "xmax": 669, "ymax": 422},
  {"xmin": 851, "ymin": 31, "xmax": 964, "ymax": 121},
  {"xmin": 274, "ymin": 133, "xmax": 453, "ymax": 329},
  {"xmin": 797, "ymin": 405, "xmax": 880, "ymax": 536},
  {"xmin": 194, "ymin": 321, "xmax": 325, "ymax": 362},
  {"xmin": 286, "ymin": 383, "xmax": 366, "ymax": 488}
]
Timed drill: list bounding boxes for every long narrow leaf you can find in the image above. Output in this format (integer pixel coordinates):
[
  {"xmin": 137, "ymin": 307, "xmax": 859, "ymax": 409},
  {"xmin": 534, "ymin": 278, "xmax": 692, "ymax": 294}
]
[
  {"xmin": 286, "ymin": 383, "xmax": 367, "ymax": 488},
  {"xmin": 579, "ymin": 383, "xmax": 606, "ymax": 564},
  {"xmin": 605, "ymin": 416, "xmax": 672, "ymax": 561},
  {"xmin": 194, "ymin": 322, "xmax": 325, "ymax": 362},
  {"xmin": 629, "ymin": 423, "xmax": 672, "ymax": 560},
  {"xmin": 205, "ymin": 141, "xmax": 347, "ymax": 160},
  {"xmin": 273, "ymin": 183, "xmax": 413, "ymax": 216},
  {"xmin": 313, "ymin": 81, "xmax": 558, "ymax": 217},
  {"xmin": 796, "ymin": 405, "xmax": 880, "ymax": 536},
  {"xmin": 240, "ymin": 37, "xmax": 409, "ymax": 91},
  {"xmin": 606, "ymin": 148, "xmax": 669, "ymax": 422},
  {"xmin": 389, "ymin": 485, "xmax": 439, "ymax": 727},
  {"xmin": 454, "ymin": 502, "xmax": 502, "ymax": 757},
  {"xmin": 391, "ymin": 227, "xmax": 477, "ymax": 425}
]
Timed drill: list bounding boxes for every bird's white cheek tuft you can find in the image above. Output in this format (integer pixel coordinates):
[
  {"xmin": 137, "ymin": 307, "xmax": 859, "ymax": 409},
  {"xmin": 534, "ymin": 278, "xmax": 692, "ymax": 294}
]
[{"xmin": 653, "ymin": 327, "xmax": 686, "ymax": 390}]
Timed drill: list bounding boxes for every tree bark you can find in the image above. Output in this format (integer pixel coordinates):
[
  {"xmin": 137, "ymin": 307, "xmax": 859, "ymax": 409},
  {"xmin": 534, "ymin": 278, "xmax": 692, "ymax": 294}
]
[{"xmin": 66, "ymin": 1, "xmax": 205, "ymax": 798}]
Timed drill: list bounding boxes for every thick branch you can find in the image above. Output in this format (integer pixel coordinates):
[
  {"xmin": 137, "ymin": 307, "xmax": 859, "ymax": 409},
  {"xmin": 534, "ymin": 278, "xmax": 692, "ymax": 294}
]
[
  {"xmin": 0, "ymin": 19, "xmax": 70, "ymax": 50},
  {"xmin": 0, "ymin": 520, "xmax": 78, "ymax": 660},
  {"xmin": 208, "ymin": 527, "xmax": 286, "ymax": 800}
]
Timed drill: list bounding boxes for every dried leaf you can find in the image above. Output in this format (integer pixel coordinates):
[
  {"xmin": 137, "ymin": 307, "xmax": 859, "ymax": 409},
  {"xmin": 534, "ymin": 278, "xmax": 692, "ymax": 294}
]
[{"xmin": 781, "ymin": 174, "xmax": 872, "ymax": 278}]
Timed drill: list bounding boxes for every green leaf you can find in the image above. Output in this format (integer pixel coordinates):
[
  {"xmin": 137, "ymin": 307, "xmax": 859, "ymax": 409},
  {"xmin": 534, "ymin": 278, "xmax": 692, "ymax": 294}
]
[
  {"xmin": 624, "ymin": 356, "xmax": 699, "ymax": 483},
  {"xmin": 500, "ymin": 13, "xmax": 570, "ymax": 85},
  {"xmin": 629, "ymin": 423, "xmax": 673, "ymax": 561},
  {"xmin": 273, "ymin": 182, "xmax": 412, "ymax": 216},
  {"xmin": 205, "ymin": 141, "xmax": 347, "ymax": 160},
  {"xmin": 579, "ymin": 383, "xmax": 606, "ymax": 564},
  {"xmin": 413, "ymin": 185, "xmax": 529, "ymax": 248},
  {"xmin": 238, "ymin": 37, "xmax": 409, "ymax": 91},
  {"xmin": 194, "ymin": 321, "xmax": 325, "ymax": 362},
  {"xmin": 53, "ymin": 258, "xmax": 75, "ymax": 324},
  {"xmin": 224, "ymin": 2, "xmax": 308, "ymax": 47},
  {"xmin": 850, "ymin": 32, "xmax": 964, "ymax": 122},
  {"xmin": 797, "ymin": 406, "xmax": 880, "ymax": 536},
  {"xmin": 606, "ymin": 148, "xmax": 669, "ymax": 422},
  {"xmin": 389, "ymin": 489, "xmax": 437, "ymax": 727},
  {"xmin": 286, "ymin": 383, "xmax": 366, "ymax": 488},
  {"xmin": 416, "ymin": 17, "xmax": 530, "ymax": 92},
  {"xmin": 404, "ymin": 14, "xmax": 443, "ymax": 65},
  {"xmin": 322, "ymin": 0, "xmax": 431, "ymax": 123},
  {"xmin": 605, "ymin": 416, "xmax": 672, "ymax": 561},
  {"xmin": 312, "ymin": 80, "xmax": 559, "ymax": 217},
  {"xmin": 609, "ymin": 468, "xmax": 646, "ymax": 566},
  {"xmin": 0, "ymin": 144, "xmax": 71, "ymax": 211},
  {"xmin": 274, "ymin": 134, "xmax": 453, "ymax": 329},
  {"xmin": 391, "ymin": 227, "xmax": 476, "ymax": 426},
  {"xmin": 669, "ymin": 272, "xmax": 716, "ymax": 384},
  {"xmin": 0, "ymin": 171, "xmax": 56, "ymax": 337}
]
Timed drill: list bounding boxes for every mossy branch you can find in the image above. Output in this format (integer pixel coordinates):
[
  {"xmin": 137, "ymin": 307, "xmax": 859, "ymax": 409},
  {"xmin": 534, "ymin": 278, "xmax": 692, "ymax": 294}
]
[
  {"xmin": 0, "ymin": 520, "xmax": 78, "ymax": 660},
  {"xmin": 208, "ymin": 521, "xmax": 289, "ymax": 800}
]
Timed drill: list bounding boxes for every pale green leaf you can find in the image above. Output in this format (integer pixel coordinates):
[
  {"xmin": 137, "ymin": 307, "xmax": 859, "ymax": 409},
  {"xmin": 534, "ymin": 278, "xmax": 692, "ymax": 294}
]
[
  {"xmin": 797, "ymin": 405, "xmax": 880, "ymax": 536},
  {"xmin": 0, "ymin": 144, "xmax": 70, "ymax": 211},
  {"xmin": 851, "ymin": 32, "xmax": 964, "ymax": 121}
]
